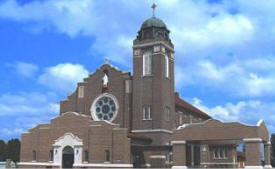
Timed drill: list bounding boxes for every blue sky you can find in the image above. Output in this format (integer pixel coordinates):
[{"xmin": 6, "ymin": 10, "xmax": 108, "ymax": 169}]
[{"xmin": 0, "ymin": 0, "xmax": 275, "ymax": 141}]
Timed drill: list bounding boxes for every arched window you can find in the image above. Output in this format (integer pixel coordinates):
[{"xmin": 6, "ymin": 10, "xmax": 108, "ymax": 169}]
[
  {"xmin": 143, "ymin": 51, "xmax": 152, "ymax": 76},
  {"xmin": 165, "ymin": 55, "xmax": 169, "ymax": 78},
  {"xmin": 32, "ymin": 150, "xmax": 36, "ymax": 161},
  {"xmin": 105, "ymin": 150, "xmax": 110, "ymax": 162}
]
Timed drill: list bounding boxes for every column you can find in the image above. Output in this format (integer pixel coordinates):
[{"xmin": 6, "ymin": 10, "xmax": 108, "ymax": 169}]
[
  {"xmin": 264, "ymin": 142, "xmax": 272, "ymax": 168},
  {"xmin": 191, "ymin": 144, "xmax": 194, "ymax": 166},
  {"xmin": 53, "ymin": 146, "xmax": 61, "ymax": 165},
  {"xmin": 171, "ymin": 141, "xmax": 187, "ymax": 169},
  {"xmin": 74, "ymin": 146, "xmax": 83, "ymax": 165},
  {"xmin": 243, "ymin": 138, "xmax": 263, "ymax": 169}
]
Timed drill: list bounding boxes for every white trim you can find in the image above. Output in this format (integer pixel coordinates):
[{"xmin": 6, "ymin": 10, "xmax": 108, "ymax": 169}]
[
  {"xmin": 171, "ymin": 166, "xmax": 188, "ymax": 169},
  {"xmin": 18, "ymin": 162, "xmax": 60, "ymax": 166},
  {"xmin": 90, "ymin": 124, "xmax": 102, "ymax": 127},
  {"xmin": 171, "ymin": 141, "xmax": 186, "ymax": 145},
  {"xmin": 53, "ymin": 133, "xmax": 83, "ymax": 146},
  {"xmin": 201, "ymin": 162, "xmax": 236, "ymax": 165},
  {"xmin": 264, "ymin": 165, "xmax": 272, "ymax": 168},
  {"xmin": 257, "ymin": 119, "xmax": 264, "ymax": 126},
  {"xmin": 133, "ymin": 41, "xmax": 174, "ymax": 52},
  {"xmin": 73, "ymin": 163, "xmax": 133, "ymax": 168},
  {"xmin": 150, "ymin": 155, "xmax": 166, "ymax": 159},
  {"xmin": 141, "ymin": 163, "xmax": 151, "ymax": 167},
  {"xmin": 90, "ymin": 93, "xmax": 119, "ymax": 122},
  {"xmin": 131, "ymin": 129, "xmax": 172, "ymax": 134},
  {"xmin": 177, "ymin": 118, "xmax": 266, "ymax": 130},
  {"xmin": 60, "ymin": 111, "xmax": 90, "ymax": 118},
  {"xmin": 102, "ymin": 119, "xmax": 119, "ymax": 125},
  {"xmin": 244, "ymin": 166, "xmax": 263, "ymax": 169},
  {"xmin": 103, "ymin": 62, "xmax": 128, "ymax": 74},
  {"xmin": 243, "ymin": 138, "xmax": 263, "ymax": 143},
  {"xmin": 61, "ymin": 111, "xmax": 80, "ymax": 117},
  {"xmin": 52, "ymin": 133, "xmax": 83, "ymax": 166}
]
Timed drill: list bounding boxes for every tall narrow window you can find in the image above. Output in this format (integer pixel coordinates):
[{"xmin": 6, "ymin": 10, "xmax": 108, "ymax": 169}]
[
  {"xmin": 213, "ymin": 148, "xmax": 228, "ymax": 159},
  {"xmin": 78, "ymin": 86, "xmax": 85, "ymax": 98},
  {"xmin": 143, "ymin": 52, "xmax": 152, "ymax": 76},
  {"xmin": 49, "ymin": 150, "xmax": 53, "ymax": 161},
  {"xmin": 165, "ymin": 55, "xmax": 169, "ymax": 78},
  {"xmin": 105, "ymin": 150, "xmax": 110, "ymax": 162},
  {"xmin": 165, "ymin": 107, "xmax": 170, "ymax": 121},
  {"xmin": 84, "ymin": 150, "xmax": 89, "ymax": 162},
  {"xmin": 142, "ymin": 106, "xmax": 152, "ymax": 120},
  {"xmin": 33, "ymin": 150, "xmax": 36, "ymax": 161}
]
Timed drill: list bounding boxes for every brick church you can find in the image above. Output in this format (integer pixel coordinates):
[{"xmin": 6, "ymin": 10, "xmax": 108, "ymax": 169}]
[{"xmin": 19, "ymin": 7, "xmax": 271, "ymax": 169}]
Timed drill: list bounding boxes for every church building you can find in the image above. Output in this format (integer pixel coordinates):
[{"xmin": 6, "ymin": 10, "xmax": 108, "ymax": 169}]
[{"xmin": 19, "ymin": 7, "xmax": 271, "ymax": 169}]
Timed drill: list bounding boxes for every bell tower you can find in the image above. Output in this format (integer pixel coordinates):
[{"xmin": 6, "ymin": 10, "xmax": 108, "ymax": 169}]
[{"xmin": 131, "ymin": 5, "xmax": 175, "ymax": 145}]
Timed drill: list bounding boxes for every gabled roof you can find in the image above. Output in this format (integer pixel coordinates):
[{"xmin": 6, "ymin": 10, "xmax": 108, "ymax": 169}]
[{"xmin": 175, "ymin": 92, "xmax": 211, "ymax": 119}]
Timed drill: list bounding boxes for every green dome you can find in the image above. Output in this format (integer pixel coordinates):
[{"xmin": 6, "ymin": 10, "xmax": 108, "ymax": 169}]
[{"xmin": 141, "ymin": 17, "xmax": 167, "ymax": 29}]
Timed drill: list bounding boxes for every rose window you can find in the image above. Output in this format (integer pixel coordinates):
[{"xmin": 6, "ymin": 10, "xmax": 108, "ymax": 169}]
[{"xmin": 91, "ymin": 94, "xmax": 118, "ymax": 122}]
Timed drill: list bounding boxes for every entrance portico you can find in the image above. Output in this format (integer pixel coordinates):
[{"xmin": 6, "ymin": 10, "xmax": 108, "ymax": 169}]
[
  {"xmin": 53, "ymin": 132, "xmax": 83, "ymax": 167},
  {"xmin": 172, "ymin": 119, "xmax": 270, "ymax": 169}
]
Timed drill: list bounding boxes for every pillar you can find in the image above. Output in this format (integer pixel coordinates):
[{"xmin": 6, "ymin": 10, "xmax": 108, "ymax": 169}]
[
  {"xmin": 191, "ymin": 144, "xmax": 194, "ymax": 166},
  {"xmin": 171, "ymin": 141, "xmax": 187, "ymax": 169},
  {"xmin": 243, "ymin": 138, "xmax": 263, "ymax": 169},
  {"xmin": 264, "ymin": 141, "xmax": 272, "ymax": 168}
]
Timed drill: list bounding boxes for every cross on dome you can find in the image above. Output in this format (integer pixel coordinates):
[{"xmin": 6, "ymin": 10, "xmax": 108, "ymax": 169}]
[{"xmin": 151, "ymin": 3, "xmax": 157, "ymax": 17}]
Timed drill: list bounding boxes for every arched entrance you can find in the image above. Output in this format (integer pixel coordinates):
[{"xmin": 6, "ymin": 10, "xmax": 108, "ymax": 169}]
[
  {"xmin": 53, "ymin": 133, "xmax": 83, "ymax": 166},
  {"xmin": 62, "ymin": 146, "xmax": 74, "ymax": 168}
]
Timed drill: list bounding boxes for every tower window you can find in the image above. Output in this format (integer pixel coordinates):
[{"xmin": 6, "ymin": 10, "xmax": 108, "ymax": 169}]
[
  {"xmin": 165, "ymin": 55, "xmax": 169, "ymax": 78},
  {"xmin": 105, "ymin": 150, "xmax": 110, "ymax": 162},
  {"xmin": 143, "ymin": 52, "xmax": 152, "ymax": 76},
  {"xmin": 165, "ymin": 107, "xmax": 170, "ymax": 121},
  {"xmin": 142, "ymin": 106, "xmax": 152, "ymax": 120}
]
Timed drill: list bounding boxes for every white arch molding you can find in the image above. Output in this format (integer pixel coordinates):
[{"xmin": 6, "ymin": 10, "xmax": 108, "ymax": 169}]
[{"xmin": 52, "ymin": 133, "xmax": 83, "ymax": 166}]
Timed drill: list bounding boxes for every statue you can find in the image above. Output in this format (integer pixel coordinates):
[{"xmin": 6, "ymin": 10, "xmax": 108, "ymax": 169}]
[{"xmin": 102, "ymin": 73, "xmax": 108, "ymax": 87}]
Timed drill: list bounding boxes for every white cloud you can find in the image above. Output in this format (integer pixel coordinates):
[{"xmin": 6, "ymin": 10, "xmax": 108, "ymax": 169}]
[
  {"xmin": 6, "ymin": 61, "xmax": 38, "ymax": 78},
  {"xmin": 0, "ymin": 0, "xmax": 137, "ymax": 65},
  {"xmin": 172, "ymin": 14, "xmax": 254, "ymax": 50},
  {"xmin": 0, "ymin": 0, "xmax": 274, "ymax": 68},
  {"xmin": 0, "ymin": 0, "xmax": 96, "ymax": 36},
  {"xmin": 38, "ymin": 63, "xmax": 89, "ymax": 92},
  {"xmin": 191, "ymin": 97, "xmax": 275, "ymax": 133},
  {"xmin": 175, "ymin": 57, "xmax": 275, "ymax": 97},
  {"xmin": 0, "ymin": 92, "xmax": 59, "ymax": 116},
  {"xmin": 0, "ymin": 128, "xmax": 24, "ymax": 136},
  {"xmin": 0, "ymin": 92, "xmax": 60, "ymax": 139}
]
